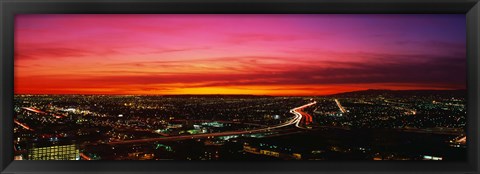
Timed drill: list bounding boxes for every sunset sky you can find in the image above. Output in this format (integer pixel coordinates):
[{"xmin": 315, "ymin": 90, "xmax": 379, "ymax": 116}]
[{"xmin": 14, "ymin": 14, "xmax": 466, "ymax": 96}]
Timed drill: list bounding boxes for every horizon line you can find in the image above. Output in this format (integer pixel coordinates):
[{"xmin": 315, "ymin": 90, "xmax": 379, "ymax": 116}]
[{"xmin": 14, "ymin": 88, "xmax": 467, "ymax": 97}]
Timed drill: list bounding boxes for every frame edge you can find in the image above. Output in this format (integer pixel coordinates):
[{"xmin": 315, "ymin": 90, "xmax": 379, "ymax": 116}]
[
  {"xmin": 1, "ymin": 0, "xmax": 480, "ymax": 174},
  {"xmin": 467, "ymin": 2, "xmax": 480, "ymax": 173},
  {"xmin": 1, "ymin": 0, "xmax": 15, "ymax": 173}
]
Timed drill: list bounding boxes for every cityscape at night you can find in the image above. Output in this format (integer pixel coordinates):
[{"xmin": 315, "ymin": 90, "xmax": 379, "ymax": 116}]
[
  {"xmin": 14, "ymin": 14, "xmax": 467, "ymax": 160},
  {"xmin": 13, "ymin": 92, "xmax": 466, "ymax": 160}
]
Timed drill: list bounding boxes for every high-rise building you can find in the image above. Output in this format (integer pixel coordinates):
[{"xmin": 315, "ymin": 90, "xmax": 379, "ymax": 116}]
[
  {"xmin": 26, "ymin": 138, "xmax": 80, "ymax": 160},
  {"xmin": 27, "ymin": 144, "xmax": 80, "ymax": 160}
]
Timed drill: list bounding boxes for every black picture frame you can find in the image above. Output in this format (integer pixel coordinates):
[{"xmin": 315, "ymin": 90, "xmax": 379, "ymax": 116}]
[{"xmin": 1, "ymin": 0, "xmax": 479, "ymax": 173}]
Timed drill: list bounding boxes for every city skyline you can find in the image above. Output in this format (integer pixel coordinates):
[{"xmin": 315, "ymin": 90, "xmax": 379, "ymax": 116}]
[{"xmin": 15, "ymin": 14, "xmax": 466, "ymax": 96}]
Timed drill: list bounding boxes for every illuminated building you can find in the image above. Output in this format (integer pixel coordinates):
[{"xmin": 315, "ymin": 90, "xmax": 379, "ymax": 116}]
[
  {"xmin": 243, "ymin": 144, "xmax": 302, "ymax": 160},
  {"xmin": 260, "ymin": 150, "xmax": 280, "ymax": 157},
  {"xmin": 202, "ymin": 122, "xmax": 224, "ymax": 127},
  {"xmin": 26, "ymin": 138, "xmax": 80, "ymax": 160},
  {"xmin": 27, "ymin": 144, "xmax": 80, "ymax": 160}
]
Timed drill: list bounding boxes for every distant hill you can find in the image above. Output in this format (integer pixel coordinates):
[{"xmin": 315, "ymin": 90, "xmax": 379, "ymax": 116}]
[{"xmin": 330, "ymin": 89, "xmax": 466, "ymax": 98}]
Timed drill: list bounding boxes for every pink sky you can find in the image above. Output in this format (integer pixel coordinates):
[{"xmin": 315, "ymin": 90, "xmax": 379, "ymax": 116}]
[{"xmin": 14, "ymin": 14, "xmax": 466, "ymax": 95}]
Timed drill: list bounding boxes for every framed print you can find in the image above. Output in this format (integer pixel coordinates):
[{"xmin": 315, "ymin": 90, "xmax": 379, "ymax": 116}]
[{"xmin": 1, "ymin": 0, "xmax": 479, "ymax": 174}]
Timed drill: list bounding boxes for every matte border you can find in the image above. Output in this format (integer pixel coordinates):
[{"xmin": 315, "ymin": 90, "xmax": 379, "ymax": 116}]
[{"xmin": 1, "ymin": 0, "xmax": 479, "ymax": 174}]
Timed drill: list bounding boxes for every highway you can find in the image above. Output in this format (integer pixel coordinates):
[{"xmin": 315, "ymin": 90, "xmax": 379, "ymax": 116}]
[
  {"xmin": 107, "ymin": 101, "xmax": 317, "ymax": 145},
  {"xmin": 334, "ymin": 99, "xmax": 347, "ymax": 113},
  {"xmin": 290, "ymin": 102, "xmax": 317, "ymax": 128},
  {"xmin": 455, "ymin": 136, "xmax": 466, "ymax": 144},
  {"xmin": 14, "ymin": 119, "xmax": 34, "ymax": 131},
  {"xmin": 22, "ymin": 107, "xmax": 46, "ymax": 114},
  {"xmin": 22, "ymin": 107, "xmax": 65, "ymax": 118},
  {"xmin": 293, "ymin": 108, "xmax": 313, "ymax": 126},
  {"xmin": 80, "ymin": 153, "xmax": 92, "ymax": 160}
]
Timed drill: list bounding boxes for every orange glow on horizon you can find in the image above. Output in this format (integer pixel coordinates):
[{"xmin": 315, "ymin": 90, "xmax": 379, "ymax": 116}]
[{"xmin": 14, "ymin": 83, "xmax": 460, "ymax": 96}]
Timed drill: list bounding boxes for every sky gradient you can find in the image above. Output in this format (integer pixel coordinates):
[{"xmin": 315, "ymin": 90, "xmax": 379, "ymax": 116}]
[{"xmin": 14, "ymin": 14, "xmax": 466, "ymax": 96}]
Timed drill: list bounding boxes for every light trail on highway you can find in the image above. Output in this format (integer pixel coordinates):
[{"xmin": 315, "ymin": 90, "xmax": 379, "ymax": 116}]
[
  {"xmin": 80, "ymin": 153, "xmax": 92, "ymax": 160},
  {"xmin": 107, "ymin": 101, "xmax": 317, "ymax": 145},
  {"xmin": 14, "ymin": 119, "xmax": 34, "ymax": 131},
  {"xmin": 334, "ymin": 99, "xmax": 347, "ymax": 113},
  {"xmin": 22, "ymin": 107, "xmax": 65, "ymax": 118},
  {"xmin": 22, "ymin": 107, "xmax": 46, "ymax": 114},
  {"xmin": 290, "ymin": 102, "xmax": 317, "ymax": 129},
  {"xmin": 455, "ymin": 136, "xmax": 466, "ymax": 144}
]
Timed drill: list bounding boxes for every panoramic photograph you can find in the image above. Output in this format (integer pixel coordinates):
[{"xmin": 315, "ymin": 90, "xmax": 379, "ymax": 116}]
[{"xmin": 13, "ymin": 14, "xmax": 466, "ymax": 161}]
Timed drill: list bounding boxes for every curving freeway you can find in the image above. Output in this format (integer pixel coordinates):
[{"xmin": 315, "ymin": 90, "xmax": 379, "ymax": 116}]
[
  {"xmin": 107, "ymin": 101, "xmax": 317, "ymax": 145},
  {"xmin": 291, "ymin": 102, "xmax": 317, "ymax": 128}
]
